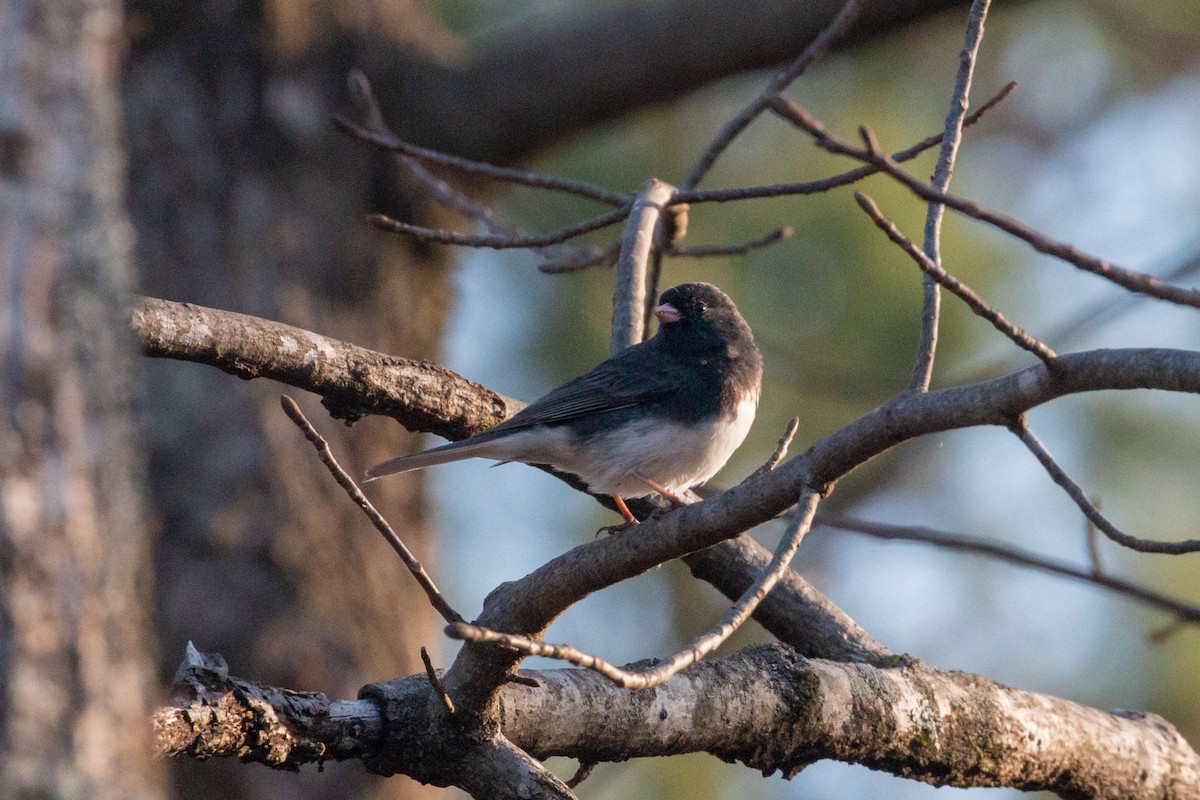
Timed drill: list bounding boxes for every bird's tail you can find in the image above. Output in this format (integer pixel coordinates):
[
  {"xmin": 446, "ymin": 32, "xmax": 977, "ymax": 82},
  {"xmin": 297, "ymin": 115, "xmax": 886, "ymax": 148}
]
[{"xmin": 363, "ymin": 436, "xmax": 502, "ymax": 482}]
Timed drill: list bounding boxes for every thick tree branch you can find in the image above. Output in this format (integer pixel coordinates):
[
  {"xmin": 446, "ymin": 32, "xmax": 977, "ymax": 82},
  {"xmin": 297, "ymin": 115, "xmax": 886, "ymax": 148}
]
[
  {"xmin": 132, "ymin": 296, "xmax": 523, "ymax": 437},
  {"xmin": 155, "ymin": 644, "xmax": 1200, "ymax": 800}
]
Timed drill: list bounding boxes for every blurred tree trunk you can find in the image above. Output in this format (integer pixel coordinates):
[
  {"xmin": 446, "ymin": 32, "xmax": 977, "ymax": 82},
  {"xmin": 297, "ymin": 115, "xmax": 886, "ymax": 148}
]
[
  {"xmin": 122, "ymin": 3, "xmax": 456, "ymax": 799},
  {"xmin": 0, "ymin": 0, "xmax": 164, "ymax": 798}
]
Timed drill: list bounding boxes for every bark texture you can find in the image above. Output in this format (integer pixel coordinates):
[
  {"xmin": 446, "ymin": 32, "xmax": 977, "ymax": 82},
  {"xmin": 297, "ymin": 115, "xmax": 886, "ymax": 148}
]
[
  {"xmin": 0, "ymin": 0, "xmax": 163, "ymax": 797},
  {"xmin": 156, "ymin": 644, "xmax": 1200, "ymax": 800},
  {"xmin": 122, "ymin": 4, "xmax": 454, "ymax": 799}
]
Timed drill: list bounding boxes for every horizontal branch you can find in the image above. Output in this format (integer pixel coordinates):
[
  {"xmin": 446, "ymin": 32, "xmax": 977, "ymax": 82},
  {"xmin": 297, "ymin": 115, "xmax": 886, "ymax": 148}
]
[
  {"xmin": 131, "ymin": 296, "xmax": 523, "ymax": 439},
  {"xmin": 156, "ymin": 643, "xmax": 1200, "ymax": 800},
  {"xmin": 368, "ymin": 206, "xmax": 630, "ymax": 249}
]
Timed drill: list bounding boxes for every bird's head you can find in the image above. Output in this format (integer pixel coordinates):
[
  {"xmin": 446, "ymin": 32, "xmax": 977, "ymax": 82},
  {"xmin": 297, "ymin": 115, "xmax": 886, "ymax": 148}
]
[{"xmin": 652, "ymin": 282, "xmax": 756, "ymax": 358}]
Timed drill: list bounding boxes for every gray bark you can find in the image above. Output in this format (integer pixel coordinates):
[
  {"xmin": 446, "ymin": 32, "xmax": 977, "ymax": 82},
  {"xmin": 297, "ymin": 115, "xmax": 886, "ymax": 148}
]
[{"xmin": 0, "ymin": 0, "xmax": 163, "ymax": 796}]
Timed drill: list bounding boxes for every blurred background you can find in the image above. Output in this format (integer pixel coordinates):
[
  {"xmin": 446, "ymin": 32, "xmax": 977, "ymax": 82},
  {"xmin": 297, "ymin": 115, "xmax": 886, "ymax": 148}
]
[{"xmin": 2, "ymin": 1, "xmax": 1197, "ymax": 799}]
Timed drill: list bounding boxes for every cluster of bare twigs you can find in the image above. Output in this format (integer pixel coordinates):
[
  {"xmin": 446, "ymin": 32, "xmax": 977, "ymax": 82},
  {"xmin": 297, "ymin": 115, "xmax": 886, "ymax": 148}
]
[
  {"xmin": 143, "ymin": 0, "xmax": 1200, "ymax": 796},
  {"xmin": 322, "ymin": 0, "xmax": 1200, "ymax": 694}
]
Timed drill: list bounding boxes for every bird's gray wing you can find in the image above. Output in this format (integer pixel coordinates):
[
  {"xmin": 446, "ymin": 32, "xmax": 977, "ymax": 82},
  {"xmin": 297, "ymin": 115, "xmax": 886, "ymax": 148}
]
[{"xmin": 486, "ymin": 343, "xmax": 678, "ymax": 433}]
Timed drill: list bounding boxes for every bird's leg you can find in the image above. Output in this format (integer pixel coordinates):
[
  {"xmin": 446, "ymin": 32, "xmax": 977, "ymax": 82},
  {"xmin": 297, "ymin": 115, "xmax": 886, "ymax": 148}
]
[
  {"xmin": 596, "ymin": 495, "xmax": 639, "ymax": 537},
  {"xmin": 633, "ymin": 472, "xmax": 689, "ymax": 509},
  {"xmin": 613, "ymin": 496, "xmax": 639, "ymax": 524}
]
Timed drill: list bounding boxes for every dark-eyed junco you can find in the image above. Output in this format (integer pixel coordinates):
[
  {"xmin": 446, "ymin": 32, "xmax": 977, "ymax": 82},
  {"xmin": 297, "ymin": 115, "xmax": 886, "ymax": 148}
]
[{"xmin": 365, "ymin": 282, "xmax": 762, "ymax": 524}]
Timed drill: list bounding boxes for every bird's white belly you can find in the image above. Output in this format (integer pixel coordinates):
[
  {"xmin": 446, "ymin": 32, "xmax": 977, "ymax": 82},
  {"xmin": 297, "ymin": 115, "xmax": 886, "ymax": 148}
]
[{"xmin": 511, "ymin": 394, "xmax": 758, "ymax": 498}]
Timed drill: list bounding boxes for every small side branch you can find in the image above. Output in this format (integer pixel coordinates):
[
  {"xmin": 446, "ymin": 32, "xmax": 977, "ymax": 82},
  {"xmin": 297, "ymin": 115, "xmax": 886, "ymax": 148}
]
[
  {"xmin": 333, "ymin": 115, "xmax": 628, "ymax": 208},
  {"xmin": 681, "ymin": 0, "xmax": 861, "ymax": 190},
  {"xmin": 611, "ymin": 178, "xmax": 676, "ymax": 352},
  {"xmin": 854, "ymin": 192, "xmax": 1057, "ymax": 364},
  {"xmin": 280, "ymin": 396, "xmax": 464, "ymax": 623},
  {"xmin": 818, "ymin": 514, "xmax": 1200, "ymax": 623},
  {"xmin": 666, "ymin": 226, "xmax": 792, "ymax": 258},
  {"xmin": 369, "ymin": 207, "xmax": 630, "ymax": 250},
  {"xmin": 447, "ymin": 490, "xmax": 821, "ymax": 690},
  {"xmin": 910, "ymin": 0, "xmax": 992, "ymax": 392},
  {"xmin": 1011, "ymin": 419, "xmax": 1200, "ymax": 554},
  {"xmin": 676, "ymin": 80, "xmax": 1016, "ymax": 206},
  {"xmin": 772, "ymin": 102, "xmax": 1200, "ymax": 309}
]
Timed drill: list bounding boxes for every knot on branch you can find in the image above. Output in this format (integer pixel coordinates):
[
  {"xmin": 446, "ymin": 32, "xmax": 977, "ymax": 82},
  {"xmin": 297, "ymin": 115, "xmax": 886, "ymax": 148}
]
[{"xmin": 154, "ymin": 642, "xmax": 334, "ymax": 770}]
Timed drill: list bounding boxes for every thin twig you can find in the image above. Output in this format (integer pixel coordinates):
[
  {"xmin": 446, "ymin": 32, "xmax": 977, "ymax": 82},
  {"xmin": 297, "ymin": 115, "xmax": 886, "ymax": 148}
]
[
  {"xmin": 772, "ymin": 101, "xmax": 1200, "ymax": 308},
  {"xmin": 681, "ymin": 0, "xmax": 861, "ymax": 191},
  {"xmin": 666, "ymin": 226, "xmax": 793, "ymax": 258},
  {"xmin": 611, "ymin": 179, "xmax": 676, "ymax": 352},
  {"xmin": 748, "ymin": 417, "xmax": 800, "ymax": 480},
  {"xmin": 537, "ymin": 243, "xmax": 621, "ymax": 274},
  {"xmin": 333, "ymin": 116, "xmax": 629, "ymax": 208},
  {"xmin": 818, "ymin": 514, "xmax": 1200, "ymax": 623},
  {"xmin": 676, "ymin": 80, "xmax": 1016, "ymax": 206},
  {"xmin": 347, "ymin": 71, "xmax": 501, "ymax": 230},
  {"xmin": 505, "ymin": 674, "xmax": 541, "ymax": 688},
  {"xmin": 1010, "ymin": 418, "xmax": 1200, "ymax": 554},
  {"xmin": 278, "ymin": 396, "xmax": 465, "ymax": 623},
  {"xmin": 446, "ymin": 490, "xmax": 822, "ymax": 690},
  {"xmin": 854, "ymin": 192, "xmax": 1057, "ymax": 364},
  {"xmin": 566, "ymin": 762, "xmax": 597, "ymax": 789},
  {"xmin": 1085, "ymin": 507, "xmax": 1105, "ymax": 576},
  {"xmin": 369, "ymin": 206, "xmax": 630, "ymax": 250},
  {"xmin": 911, "ymin": 0, "xmax": 992, "ymax": 391},
  {"xmin": 421, "ymin": 647, "xmax": 456, "ymax": 714}
]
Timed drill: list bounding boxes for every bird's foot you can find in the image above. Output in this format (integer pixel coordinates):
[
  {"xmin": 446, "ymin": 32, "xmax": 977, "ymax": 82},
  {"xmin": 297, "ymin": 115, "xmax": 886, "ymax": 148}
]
[{"xmin": 595, "ymin": 520, "xmax": 638, "ymax": 537}]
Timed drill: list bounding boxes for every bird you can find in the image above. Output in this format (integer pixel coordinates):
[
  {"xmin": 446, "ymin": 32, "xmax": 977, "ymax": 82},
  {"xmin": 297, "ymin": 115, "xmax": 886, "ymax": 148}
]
[{"xmin": 364, "ymin": 282, "xmax": 763, "ymax": 525}]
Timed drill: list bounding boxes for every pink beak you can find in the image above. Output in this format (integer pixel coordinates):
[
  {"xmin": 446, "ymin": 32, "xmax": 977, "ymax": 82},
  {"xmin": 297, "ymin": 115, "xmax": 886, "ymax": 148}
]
[{"xmin": 653, "ymin": 302, "xmax": 681, "ymax": 324}]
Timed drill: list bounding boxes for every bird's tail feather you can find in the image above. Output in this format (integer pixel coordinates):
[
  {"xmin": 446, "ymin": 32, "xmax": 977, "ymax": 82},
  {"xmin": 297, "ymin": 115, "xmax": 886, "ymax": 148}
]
[{"xmin": 364, "ymin": 437, "xmax": 502, "ymax": 481}]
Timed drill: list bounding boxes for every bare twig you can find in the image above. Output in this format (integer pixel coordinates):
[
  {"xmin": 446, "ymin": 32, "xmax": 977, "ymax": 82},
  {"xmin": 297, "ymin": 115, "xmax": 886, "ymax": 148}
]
[
  {"xmin": 911, "ymin": 0, "xmax": 992, "ymax": 391},
  {"xmin": 565, "ymin": 761, "xmax": 596, "ymax": 789},
  {"xmin": 369, "ymin": 207, "xmax": 630, "ymax": 250},
  {"xmin": 506, "ymin": 674, "xmax": 541, "ymax": 688},
  {"xmin": 681, "ymin": 0, "xmax": 861, "ymax": 191},
  {"xmin": 278, "ymin": 396, "xmax": 465, "ymax": 623},
  {"xmin": 420, "ymin": 646, "xmax": 456, "ymax": 714},
  {"xmin": 773, "ymin": 101, "xmax": 1200, "ymax": 308},
  {"xmin": 537, "ymin": 243, "xmax": 621, "ymax": 274},
  {"xmin": 854, "ymin": 192, "xmax": 1057, "ymax": 364},
  {"xmin": 748, "ymin": 417, "xmax": 800, "ymax": 480},
  {"xmin": 1010, "ymin": 418, "xmax": 1200, "ymax": 554},
  {"xmin": 666, "ymin": 226, "xmax": 793, "ymax": 258},
  {"xmin": 611, "ymin": 179, "xmax": 676, "ymax": 352},
  {"xmin": 818, "ymin": 514, "xmax": 1200, "ymax": 623},
  {"xmin": 333, "ymin": 115, "xmax": 629, "ymax": 208},
  {"xmin": 446, "ymin": 490, "xmax": 821, "ymax": 690},
  {"xmin": 675, "ymin": 80, "xmax": 1016, "ymax": 206},
  {"xmin": 1085, "ymin": 508, "xmax": 1105, "ymax": 576}
]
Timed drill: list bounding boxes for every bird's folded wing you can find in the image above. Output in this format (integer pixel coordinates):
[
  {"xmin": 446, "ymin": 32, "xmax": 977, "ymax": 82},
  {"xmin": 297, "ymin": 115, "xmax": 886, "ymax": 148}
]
[{"xmin": 485, "ymin": 344, "xmax": 678, "ymax": 433}]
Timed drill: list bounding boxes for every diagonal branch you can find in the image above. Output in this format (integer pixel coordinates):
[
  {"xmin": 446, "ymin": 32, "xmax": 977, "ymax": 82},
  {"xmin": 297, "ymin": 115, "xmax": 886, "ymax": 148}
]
[
  {"xmin": 680, "ymin": 0, "xmax": 862, "ymax": 191},
  {"xmin": 447, "ymin": 490, "xmax": 821, "ymax": 689},
  {"xmin": 280, "ymin": 396, "xmax": 464, "ymax": 624},
  {"xmin": 855, "ymin": 191, "xmax": 1057, "ymax": 364},
  {"xmin": 818, "ymin": 514, "xmax": 1200, "ymax": 622},
  {"xmin": 771, "ymin": 99, "xmax": 1200, "ymax": 308},
  {"xmin": 1011, "ymin": 419, "xmax": 1200, "ymax": 554}
]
